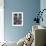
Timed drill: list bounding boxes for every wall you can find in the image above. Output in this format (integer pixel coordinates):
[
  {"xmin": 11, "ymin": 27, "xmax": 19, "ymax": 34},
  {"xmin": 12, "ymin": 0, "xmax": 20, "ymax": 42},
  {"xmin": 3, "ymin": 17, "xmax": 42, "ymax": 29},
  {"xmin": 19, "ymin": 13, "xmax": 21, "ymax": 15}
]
[
  {"xmin": 4, "ymin": 0, "xmax": 40, "ymax": 42},
  {"xmin": 0, "ymin": 0, "xmax": 4, "ymax": 42},
  {"xmin": 40, "ymin": 0, "xmax": 46, "ymax": 27}
]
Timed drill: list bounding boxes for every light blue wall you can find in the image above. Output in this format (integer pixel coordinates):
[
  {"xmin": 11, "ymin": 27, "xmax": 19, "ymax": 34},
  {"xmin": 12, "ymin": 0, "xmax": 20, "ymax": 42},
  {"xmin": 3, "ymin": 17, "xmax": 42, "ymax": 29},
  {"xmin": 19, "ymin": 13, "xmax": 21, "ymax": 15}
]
[
  {"xmin": 4, "ymin": 0, "xmax": 40, "ymax": 42},
  {"xmin": 40, "ymin": 0, "xmax": 46, "ymax": 27}
]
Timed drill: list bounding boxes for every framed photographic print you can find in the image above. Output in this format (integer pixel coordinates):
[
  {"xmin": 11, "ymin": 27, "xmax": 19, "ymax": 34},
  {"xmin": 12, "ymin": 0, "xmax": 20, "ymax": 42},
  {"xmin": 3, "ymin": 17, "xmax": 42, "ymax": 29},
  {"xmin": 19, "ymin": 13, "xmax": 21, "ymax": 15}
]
[{"xmin": 12, "ymin": 12, "xmax": 23, "ymax": 26}]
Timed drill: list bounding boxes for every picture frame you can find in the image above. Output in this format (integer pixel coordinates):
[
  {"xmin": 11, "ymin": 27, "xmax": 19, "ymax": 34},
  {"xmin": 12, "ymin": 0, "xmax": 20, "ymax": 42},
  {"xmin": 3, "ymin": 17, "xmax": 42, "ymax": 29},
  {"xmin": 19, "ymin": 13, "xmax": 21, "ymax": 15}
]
[{"xmin": 12, "ymin": 12, "xmax": 23, "ymax": 26}]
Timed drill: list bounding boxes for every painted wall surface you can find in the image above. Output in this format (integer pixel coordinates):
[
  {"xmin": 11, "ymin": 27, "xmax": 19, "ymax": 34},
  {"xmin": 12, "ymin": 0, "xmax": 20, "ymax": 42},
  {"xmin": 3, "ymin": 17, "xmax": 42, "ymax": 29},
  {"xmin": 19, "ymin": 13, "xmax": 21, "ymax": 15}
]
[
  {"xmin": 4, "ymin": 0, "xmax": 40, "ymax": 42},
  {"xmin": 40, "ymin": 0, "xmax": 46, "ymax": 27},
  {"xmin": 0, "ymin": 1, "xmax": 4, "ymax": 42}
]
